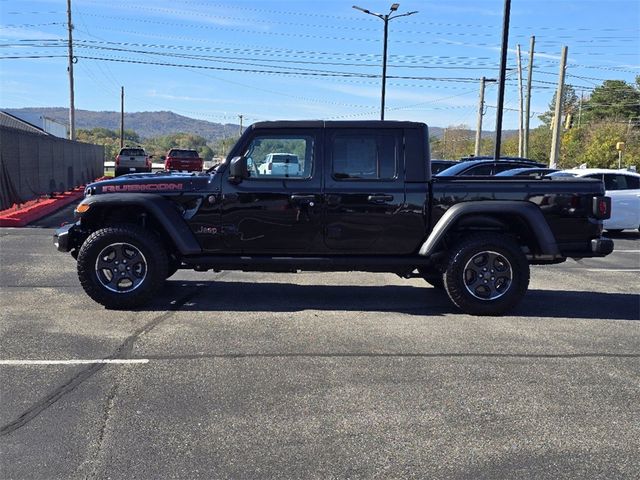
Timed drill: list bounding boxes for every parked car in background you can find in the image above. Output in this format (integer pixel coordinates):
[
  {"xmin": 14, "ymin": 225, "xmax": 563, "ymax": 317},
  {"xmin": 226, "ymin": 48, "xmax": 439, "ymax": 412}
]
[
  {"xmin": 115, "ymin": 147, "xmax": 151, "ymax": 177},
  {"xmin": 495, "ymin": 167, "xmax": 559, "ymax": 178},
  {"xmin": 436, "ymin": 157, "xmax": 546, "ymax": 176},
  {"xmin": 257, "ymin": 152, "xmax": 301, "ymax": 176},
  {"xmin": 431, "ymin": 159, "xmax": 459, "ymax": 175},
  {"xmin": 164, "ymin": 149, "xmax": 203, "ymax": 172},
  {"xmin": 548, "ymin": 168, "xmax": 640, "ymax": 232}
]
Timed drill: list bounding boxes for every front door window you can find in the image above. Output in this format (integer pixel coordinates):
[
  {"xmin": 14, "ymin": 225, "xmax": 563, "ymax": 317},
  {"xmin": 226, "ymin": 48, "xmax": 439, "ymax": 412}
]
[{"xmin": 244, "ymin": 135, "xmax": 314, "ymax": 179}]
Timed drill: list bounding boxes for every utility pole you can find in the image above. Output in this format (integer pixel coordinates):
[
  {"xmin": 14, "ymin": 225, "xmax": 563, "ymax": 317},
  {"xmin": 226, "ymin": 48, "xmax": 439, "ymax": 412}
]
[
  {"xmin": 238, "ymin": 114, "xmax": 243, "ymax": 136},
  {"xmin": 474, "ymin": 77, "xmax": 496, "ymax": 156},
  {"xmin": 66, "ymin": 0, "xmax": 75, "ymax": 140},
  {"xmin": 120, "ymin": 86, "xmax": 124, "ymax": 148},
  {"xmin": 578, "ymin": 90, "xmax": 583, "ymax": 127},
  {"xmin": 516, "ymin": 44, "xmax": 524, "ymax": 157},
  {"xmin": 523, "ymin": 35, "xmax": 535, "ymax": 157},
  {"xmin": 549, "ymin": 46, "xmax": 568, "ymax": 168},
  {"xmin": 493, "ymin": 0, "xmax": 512, "ymax": 160},
  {"xmin": 353, "ymin": 4, "xmax": 418, "ymax": 120}
]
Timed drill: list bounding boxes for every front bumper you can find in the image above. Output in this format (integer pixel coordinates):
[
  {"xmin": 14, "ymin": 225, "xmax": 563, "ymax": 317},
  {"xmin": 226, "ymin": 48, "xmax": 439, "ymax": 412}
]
[
  {"xmin": 591, "ymin": 237, "xmax": 614, "ymax": 256},
  {"xmin": 54, "ymin": 222, "xmax": 78, "ymax": 252}
]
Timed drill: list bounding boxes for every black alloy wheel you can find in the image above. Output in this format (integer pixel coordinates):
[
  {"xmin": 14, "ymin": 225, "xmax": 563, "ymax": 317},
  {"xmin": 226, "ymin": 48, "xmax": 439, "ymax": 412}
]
[
  {"xmin": 443, "ymin": 234, "xmax": 529, "ymax": 316},
  {"xmin": 77, "ymin": 225, "xmax": 168, "ymax": 309}
]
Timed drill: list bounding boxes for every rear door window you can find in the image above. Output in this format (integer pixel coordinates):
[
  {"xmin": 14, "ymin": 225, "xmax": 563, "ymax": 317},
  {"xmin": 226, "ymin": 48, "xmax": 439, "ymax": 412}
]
[
  {"xmin": 121, "ymin": 148, "xmax": 145, "ymax": 156},
  {"xmin": 331, "ymin": 132, "xmax": 397, "ymax": 180}
]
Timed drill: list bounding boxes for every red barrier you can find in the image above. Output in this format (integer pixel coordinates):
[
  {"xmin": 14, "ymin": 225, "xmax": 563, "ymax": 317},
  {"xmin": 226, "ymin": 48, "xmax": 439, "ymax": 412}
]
[{"xmin": 0, "ymin": 177, "xmax": 107, "ymax": 227}]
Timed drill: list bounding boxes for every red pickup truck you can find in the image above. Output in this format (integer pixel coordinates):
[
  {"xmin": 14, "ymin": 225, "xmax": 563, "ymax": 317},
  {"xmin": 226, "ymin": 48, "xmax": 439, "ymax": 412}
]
[{"xmin": 164, "ymin": 149, "xmax": 203, "ymax": 172}]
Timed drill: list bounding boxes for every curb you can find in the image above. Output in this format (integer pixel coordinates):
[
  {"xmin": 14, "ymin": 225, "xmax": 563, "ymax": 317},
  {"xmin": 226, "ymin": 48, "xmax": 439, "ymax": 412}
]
[
  {"xmin": 0, "ymin": 188, "xmax": 84, "ymax": 227},
  {"xmin": 0, "ymin": 178, "xmax": 107, "ymax": 227}
]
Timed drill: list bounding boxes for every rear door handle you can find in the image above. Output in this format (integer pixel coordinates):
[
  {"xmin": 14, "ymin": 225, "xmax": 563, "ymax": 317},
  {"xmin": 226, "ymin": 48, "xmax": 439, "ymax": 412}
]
[{"xmin": 367, "ymin": 194, "xmax": 394, "ymax": 203}]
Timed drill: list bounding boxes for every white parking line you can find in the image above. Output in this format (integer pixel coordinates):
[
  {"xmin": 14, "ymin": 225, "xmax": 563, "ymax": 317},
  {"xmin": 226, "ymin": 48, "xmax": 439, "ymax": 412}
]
[
  {"xmin": 613, "ymin": 250, "xmax": 640, "ymax": 253},
  {"xmin": 585, "ymin": 269, "xmax": 640, "ymax": 272},
  {"xmin": 0, "ymin": 359, "xmax": 149, "ymax": 365}
]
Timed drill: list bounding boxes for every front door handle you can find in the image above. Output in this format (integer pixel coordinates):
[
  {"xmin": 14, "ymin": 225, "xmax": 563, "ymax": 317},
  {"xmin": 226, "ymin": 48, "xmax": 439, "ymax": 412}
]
[
  {"xmin": 367, "ymin": 194, "xmax": 394, "ymax": 203},
  {"xmin": 290, "ymin": 194, "xmax": 316, "ymax": 206}
]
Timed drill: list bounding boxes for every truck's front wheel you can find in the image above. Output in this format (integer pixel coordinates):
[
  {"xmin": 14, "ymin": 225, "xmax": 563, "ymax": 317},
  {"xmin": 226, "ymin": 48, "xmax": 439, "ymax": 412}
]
[
  {"xmin": 77, "ymin": 225, "xmax": 168, "ymax": 309},
  {"xmin": 443, "ymin": 234, "xmax": 529, "ymax": 316}
]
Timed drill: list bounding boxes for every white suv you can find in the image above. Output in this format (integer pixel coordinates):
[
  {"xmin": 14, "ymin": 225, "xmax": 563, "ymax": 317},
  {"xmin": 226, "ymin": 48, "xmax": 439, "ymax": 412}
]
[
  {"xmin": 258, "ymin": 153, "xmax": 301, "ymax": 177},
  {"xmin": 551, "ymin": 168, "xmax": 640, "ymax": 232}
]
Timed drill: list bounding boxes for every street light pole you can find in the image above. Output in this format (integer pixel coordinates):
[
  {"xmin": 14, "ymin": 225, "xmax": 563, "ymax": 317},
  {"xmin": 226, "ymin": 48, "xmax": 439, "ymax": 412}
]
[
  {"xmin": 353, "ymin": 3, "xmax": 418, "ymax": 120},
  {"xmin": 381, "ymin": 16, "xmax": 389, "ymax": 120}
]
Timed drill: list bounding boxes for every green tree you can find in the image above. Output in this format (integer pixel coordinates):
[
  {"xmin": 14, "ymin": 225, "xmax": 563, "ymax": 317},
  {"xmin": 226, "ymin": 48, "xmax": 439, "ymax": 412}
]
[
  {"xmin": 527, "ymin": 127, "xmax": 552, "ymax": 164},
  {"xmin": 213, "ymin": 136, "xmax": 240, "ymax": 158},
  {"xmin": 76, "ymin": 127, "xmax": 139, "ymax": 161},
  {"xmin": 582, "ymin": 79, "xmax": 640, "ymax": 123},
  {"xmin": 538, "ymin": 85, "xmax": 579, "ymax": 127},
  {"xmin": 579, "ymin": 121, "xmax": 639, "ymax": 168},
  {"xmin": 431, "ymin": 125, "xmax": 475, "ymax": 159},
  {"xmin": 145, "ymin": 132, "xmax": 214, "ymax": 161}
]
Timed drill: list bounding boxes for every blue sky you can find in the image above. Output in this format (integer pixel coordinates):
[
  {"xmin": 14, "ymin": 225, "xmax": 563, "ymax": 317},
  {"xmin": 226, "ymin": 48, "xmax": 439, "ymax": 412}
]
[{"xmin": 1, "ymin": 0, "xmax": 638, "ymax": 131}]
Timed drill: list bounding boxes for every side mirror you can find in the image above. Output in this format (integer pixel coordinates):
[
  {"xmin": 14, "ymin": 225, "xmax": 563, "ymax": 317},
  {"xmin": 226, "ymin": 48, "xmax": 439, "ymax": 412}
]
[{"xmin": 229, "ymin": 156, "xmax": 249, "ymax": 182}]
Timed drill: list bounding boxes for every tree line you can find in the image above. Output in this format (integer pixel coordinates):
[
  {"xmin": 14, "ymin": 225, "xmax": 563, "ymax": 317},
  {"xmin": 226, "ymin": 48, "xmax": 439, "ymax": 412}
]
[
  {"xmin": 76, "ymin": 128, "xmax": 234, "ymax": 163},
  {"xmin": 431, "ymin": 76, "xmax": 640, "ymax": 168},
  {"xmin": 79, "ymin": 76, "xmax": 639, "ymax": 169}
]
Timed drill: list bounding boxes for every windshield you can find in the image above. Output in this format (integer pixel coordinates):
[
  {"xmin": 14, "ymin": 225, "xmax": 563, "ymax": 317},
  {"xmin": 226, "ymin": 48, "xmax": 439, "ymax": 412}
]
[
  {"xmin": 120, "ymin": 148, "xmax": 145, "ymax": 156},
  {"xmin": 435, "ymin": 162, "xmax": 478, "ymax": 176},
  {"xmin": 169, "ymin": 150, "xmax": 199, "ymax": 158},
  {"xmin": 546, "ymin": 171, "xmax": 578, "ymax": 178}
]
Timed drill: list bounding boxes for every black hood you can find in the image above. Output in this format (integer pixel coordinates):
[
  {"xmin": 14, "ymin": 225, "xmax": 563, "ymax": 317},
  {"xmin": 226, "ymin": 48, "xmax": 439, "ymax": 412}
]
[{"xmin": 85, "ymin": 170, "xmax": 220, "ymax": 196}]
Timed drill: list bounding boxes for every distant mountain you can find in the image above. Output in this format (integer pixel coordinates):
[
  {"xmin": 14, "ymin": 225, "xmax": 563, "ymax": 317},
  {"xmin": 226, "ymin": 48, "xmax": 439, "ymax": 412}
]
[
  {"xmin": 4, "ymin": 107, "xmax": 516, "ymax": 143},
  {"xmin": 4, "ymin": 107, "xmax": 239, "ymax": 144}
]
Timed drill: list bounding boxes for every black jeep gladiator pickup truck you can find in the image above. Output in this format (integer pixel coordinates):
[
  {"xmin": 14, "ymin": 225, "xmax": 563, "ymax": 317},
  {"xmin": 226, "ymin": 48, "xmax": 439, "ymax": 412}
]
[{"xmin": 55, "ymin": 121, "xmax": 613, "ymax": 315}]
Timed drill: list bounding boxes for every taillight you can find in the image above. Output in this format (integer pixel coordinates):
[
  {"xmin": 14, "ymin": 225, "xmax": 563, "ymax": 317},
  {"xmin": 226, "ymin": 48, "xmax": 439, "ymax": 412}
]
[
  {"xmin": 146, "ymin": 156, "xmax": 151, "ymax": 167},
  {"xmin": 115, "ymin": 155, "xmax": 120, "ymax": 166},
  {"xmin": 599, "ymin": 201, "xmax": 607, "ymax": 216},
  {"xmin": 592, "ymin": 196, "xmax": 611, "ymax": 220},
  {"xmin": 268, "ymin": 163, "xmax": 272, "ymax": 171}
]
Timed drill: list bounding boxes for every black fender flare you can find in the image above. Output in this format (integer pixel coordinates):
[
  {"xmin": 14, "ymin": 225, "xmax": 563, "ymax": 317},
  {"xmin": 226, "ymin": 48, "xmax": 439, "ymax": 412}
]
[
  {"xmin": 419, "ymin": 201, "xmax": 560, "ymax": 257},
  {"xmin": 79, "ymin": 193, "xmax": 202, "ymax": 255}
]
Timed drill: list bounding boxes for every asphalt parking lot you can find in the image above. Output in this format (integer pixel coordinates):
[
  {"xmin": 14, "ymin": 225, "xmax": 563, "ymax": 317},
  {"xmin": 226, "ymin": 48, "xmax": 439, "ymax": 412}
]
[{"xmin": 1, "ymin": 213, "xmax": 639, "ymax": 479}]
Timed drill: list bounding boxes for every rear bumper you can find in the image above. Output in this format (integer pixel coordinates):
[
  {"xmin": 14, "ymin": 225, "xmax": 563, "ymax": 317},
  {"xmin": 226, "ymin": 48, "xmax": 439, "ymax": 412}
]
[
  {"xmin": 165, "ymin": 164, "xmax": 203, "ymax": 172},
  {"xmin": 115, "ymin": 166, "xmax": 152, "ymax": 175},
  {"xmin": 591, "ymin": 237, "xmax": 614, "ymax": 256},
  {"xmin": 559, "ymin": 237, "xmax": 614, "ymax": 259}
]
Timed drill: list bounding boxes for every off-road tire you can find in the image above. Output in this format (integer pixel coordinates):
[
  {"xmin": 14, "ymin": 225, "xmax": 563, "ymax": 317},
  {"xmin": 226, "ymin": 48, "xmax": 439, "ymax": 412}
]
[
  {"xmin": 443, "ymin": 234, "xmax": 529, "ymax": 316},
  {"xmin": 77, "ymin": 225, "xmax": 168, "ymax": 309}
]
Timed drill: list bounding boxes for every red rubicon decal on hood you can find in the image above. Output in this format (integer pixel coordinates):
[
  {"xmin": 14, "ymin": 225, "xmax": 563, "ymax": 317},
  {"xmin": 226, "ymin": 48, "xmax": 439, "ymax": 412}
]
[{"xmin": 102, "ymin": 183, "xmax": 184, "ymax": 192}]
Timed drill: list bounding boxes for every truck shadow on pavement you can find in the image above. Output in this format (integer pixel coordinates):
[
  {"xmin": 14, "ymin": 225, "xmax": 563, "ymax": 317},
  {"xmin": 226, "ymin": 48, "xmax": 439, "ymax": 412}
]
[{"xmin": 144, "ymin": 281, "xmax": 639, "ymax": 321}]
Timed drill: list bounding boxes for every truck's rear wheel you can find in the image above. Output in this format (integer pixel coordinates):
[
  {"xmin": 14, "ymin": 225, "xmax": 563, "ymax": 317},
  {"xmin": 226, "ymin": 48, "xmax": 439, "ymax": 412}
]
[
  {"xmin": 77, "ymin": 225, "xmax": 168, "ymax": 309},
  {"xmin": 443, "ymin": 234, "xmax": 529, "ymax": 316}
]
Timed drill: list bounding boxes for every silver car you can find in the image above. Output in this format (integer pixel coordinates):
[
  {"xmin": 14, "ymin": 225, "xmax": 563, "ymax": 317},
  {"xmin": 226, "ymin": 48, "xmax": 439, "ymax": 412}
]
[{"xmin": 115, "ymin": 147, "xmax": 151, "ymax": 177}]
